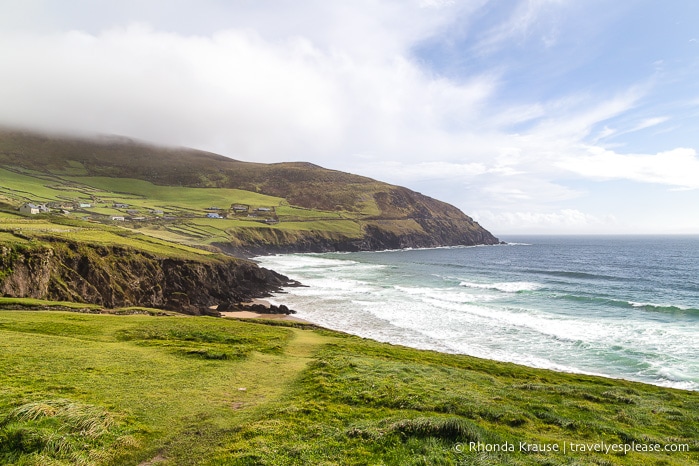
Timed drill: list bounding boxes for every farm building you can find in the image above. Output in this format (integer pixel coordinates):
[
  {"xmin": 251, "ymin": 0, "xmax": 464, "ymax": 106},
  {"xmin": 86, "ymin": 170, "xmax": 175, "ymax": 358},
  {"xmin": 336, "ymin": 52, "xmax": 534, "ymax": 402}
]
[
  {"xmin": 19, "ymin": 203, "xmax": 50, "ymax": 215},
  {"xmin": 49, "ymin": 202, "xmax": 73, "ymax": 210}
]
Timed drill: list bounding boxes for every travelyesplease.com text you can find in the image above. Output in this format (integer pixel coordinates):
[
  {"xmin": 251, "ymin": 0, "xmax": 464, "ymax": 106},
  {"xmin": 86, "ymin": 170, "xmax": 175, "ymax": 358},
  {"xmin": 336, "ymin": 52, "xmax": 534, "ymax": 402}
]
[{"xmin": 454, "ymin": 441, "xmax": 689, "ymax": 455}]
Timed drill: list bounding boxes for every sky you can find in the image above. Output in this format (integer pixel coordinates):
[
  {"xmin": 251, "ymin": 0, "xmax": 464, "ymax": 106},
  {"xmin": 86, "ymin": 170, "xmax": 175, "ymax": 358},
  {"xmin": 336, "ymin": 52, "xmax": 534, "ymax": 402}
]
[{"xmin": 1, "ymin": 0, "xmax": 698, "ymax": 235}]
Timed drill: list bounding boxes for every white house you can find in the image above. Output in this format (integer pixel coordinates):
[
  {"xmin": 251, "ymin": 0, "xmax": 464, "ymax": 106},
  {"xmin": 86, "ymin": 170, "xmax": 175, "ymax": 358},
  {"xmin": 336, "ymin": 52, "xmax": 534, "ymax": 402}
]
[{"xmin": 19, "ymin": 203, "xmax": 50, "ymax": 215}]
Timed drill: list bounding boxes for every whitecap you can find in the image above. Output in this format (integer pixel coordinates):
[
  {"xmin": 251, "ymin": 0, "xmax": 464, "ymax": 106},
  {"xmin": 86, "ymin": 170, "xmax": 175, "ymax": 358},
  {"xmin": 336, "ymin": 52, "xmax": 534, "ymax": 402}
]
[{"xmin": 459, "ymin": 281, "xmax": 543, "ymax": 293}]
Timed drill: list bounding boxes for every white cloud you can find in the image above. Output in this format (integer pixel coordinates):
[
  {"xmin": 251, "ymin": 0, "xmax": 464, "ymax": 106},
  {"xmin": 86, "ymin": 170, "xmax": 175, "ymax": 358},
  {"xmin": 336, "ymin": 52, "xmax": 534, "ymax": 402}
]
[
  {"xmin": 0, "ymin": 19, "xmax": 501, "ymax": 163},
  {"xmin": 558, "ymin": 147, "xmax": 699, "ymax": 189},
  {"xmin": 473, "ymin": 209, "xmax": 615, "ymax": 234},
  {"xmin": 0, "ymin": 0, "xmax": 697, "ymax": 234},
  {"xmin": 419, "ymin": 0, "xmax": 456, "ymax": 8},
  {"xmin": 471, "ymin": 0, "xmax": 567, "ymax": 55},
  {"xmin": 360, "ymin": 160, "xmax": 488, "ymax": 183},
  {"xmin": 595, "ymin": 116, "xmax": 669, "ymax": 142},
  {"xmin": 633, "ymin": 116, "xmax": 669, "ymax": 131}
]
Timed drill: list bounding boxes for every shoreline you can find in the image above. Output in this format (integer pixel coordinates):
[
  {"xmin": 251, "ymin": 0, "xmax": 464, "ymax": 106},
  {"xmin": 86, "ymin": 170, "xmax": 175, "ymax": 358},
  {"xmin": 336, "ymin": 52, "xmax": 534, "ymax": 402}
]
[
  {"xmin": 233, "ymin": 302, "xmax": 699, "ymax": 392},
  {"xmin": 252, "ymin": 242, "xmax": 699, "ymax": 392},
  {"xmin": 220, "ymin": 298, "xmax": 311, "ymax": 324},
  {"xmin": 220, "ymin": 310, "xmax": 310, "ymax": 323},
  {"xmin": 222, "ymin": 300, "xmax": 699, "ymax": 392}
]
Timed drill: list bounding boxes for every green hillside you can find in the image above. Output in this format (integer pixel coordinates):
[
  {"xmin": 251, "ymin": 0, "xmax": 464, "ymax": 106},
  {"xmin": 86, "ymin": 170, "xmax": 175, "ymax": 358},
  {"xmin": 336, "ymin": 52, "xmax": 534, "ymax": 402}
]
[
  {"xmin": 0, "ymin": 311, "xmax": 696, "ymax": 465},
  {"xmin": 0, "ymin": 161, "xmax": 365, "ymax": 251},
  {"xmin": 0, "ymin": 127, "xmax": 496, "ymax": 312},
  {"xmin": 0, "ymin": 128, "xmax": 499, "ymax": 254}
]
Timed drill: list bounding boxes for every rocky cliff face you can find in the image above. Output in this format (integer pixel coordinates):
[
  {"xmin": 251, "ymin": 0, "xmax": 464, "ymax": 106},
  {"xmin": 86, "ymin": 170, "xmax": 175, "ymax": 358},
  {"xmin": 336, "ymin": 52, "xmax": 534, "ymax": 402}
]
[
  {"xmin": 217, "ymin": 187, "xmax": 500, "ymax": 256},
  {"xmin": 0, "ymin": 241, "xmax": 292, "ymax": 314},
  {"xmin": 217, "ymin": 220, "xmax": 498, "ymax": 256}
]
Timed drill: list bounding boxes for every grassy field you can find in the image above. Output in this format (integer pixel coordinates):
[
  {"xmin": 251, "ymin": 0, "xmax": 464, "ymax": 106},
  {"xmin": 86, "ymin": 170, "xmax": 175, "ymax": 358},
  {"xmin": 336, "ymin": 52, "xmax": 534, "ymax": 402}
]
[
  {"xmin": 0, "ymin": 165, "xmax": 379, "ymax": 251},
  {"xmin": 0, "ymin": 310, "xmax": 696, "ymax": 465},
  {"xmin": 0, "ymin": 168, "xmax": 77, "ymax": 203},
  {"xmin": 0, "ymin": 297, "xmax": 102, "ymax": 310},
  {"xmin": 69, "ymin": 177, "xmax": 288, "ymax": 212},
  {"xmin": 0, "ymin": 217, "xmax": 215, "ymax": 260}
]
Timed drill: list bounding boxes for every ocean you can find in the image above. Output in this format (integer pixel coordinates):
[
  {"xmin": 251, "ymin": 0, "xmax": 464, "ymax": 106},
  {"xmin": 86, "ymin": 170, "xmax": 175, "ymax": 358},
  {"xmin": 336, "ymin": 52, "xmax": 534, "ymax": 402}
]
[{"xmin": 254, "ymin": 235, "xmax": 699, "ymax": 391}]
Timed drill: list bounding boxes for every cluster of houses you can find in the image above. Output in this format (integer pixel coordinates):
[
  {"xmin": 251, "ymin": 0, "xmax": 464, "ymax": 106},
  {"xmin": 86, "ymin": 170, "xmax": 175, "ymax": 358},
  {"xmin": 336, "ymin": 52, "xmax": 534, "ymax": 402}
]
[
  {"xmin": 19, "ymin": 200, "xmax": 94, "ymax": 215},
  {"xmin": 204, "ymin": 205, "xmax": 278, "ymax": 223},
  {"xmin": 18, "ymin": 200, "xmax": 279, "ymax": 224}
]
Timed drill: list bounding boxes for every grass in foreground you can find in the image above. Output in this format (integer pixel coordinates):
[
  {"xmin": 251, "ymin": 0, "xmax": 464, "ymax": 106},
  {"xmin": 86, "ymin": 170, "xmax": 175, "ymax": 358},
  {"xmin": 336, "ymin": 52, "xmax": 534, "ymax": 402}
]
[{"xmin": 0, "ymin": 311, "xmax": 696, "ymax": 465}]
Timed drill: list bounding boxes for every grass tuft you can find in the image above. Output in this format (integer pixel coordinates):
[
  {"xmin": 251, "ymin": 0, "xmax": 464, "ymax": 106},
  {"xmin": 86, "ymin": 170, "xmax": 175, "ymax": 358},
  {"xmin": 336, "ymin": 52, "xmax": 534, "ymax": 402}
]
[
  {"xmin": 3, "ymin": 399, "xmax": 114, "ymax": 438},
  {"xmin": 0, "ymin": 399, "xmax": 118, "ymax": 465},
  {"xmin": 389, "ymin": 417, "xmax": 482, "ymax": 442}
]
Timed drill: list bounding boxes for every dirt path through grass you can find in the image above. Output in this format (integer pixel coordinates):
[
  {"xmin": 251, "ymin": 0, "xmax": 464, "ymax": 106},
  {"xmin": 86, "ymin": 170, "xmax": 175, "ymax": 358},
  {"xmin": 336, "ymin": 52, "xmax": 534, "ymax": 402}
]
[
  {"xmin": 152, "ymin": 326, "xmax": 332, "ymax": 465},
  {"xmin": 224, "ymin": 327, "xmax": 329, "ymax": 411}
]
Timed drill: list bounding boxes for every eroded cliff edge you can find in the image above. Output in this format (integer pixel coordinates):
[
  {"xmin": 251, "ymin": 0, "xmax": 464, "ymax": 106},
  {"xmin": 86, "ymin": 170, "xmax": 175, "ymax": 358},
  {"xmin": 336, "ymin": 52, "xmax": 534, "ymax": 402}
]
[{"xmin": 0, "ymin": 241, "xmax": 293, "ymax": 314}]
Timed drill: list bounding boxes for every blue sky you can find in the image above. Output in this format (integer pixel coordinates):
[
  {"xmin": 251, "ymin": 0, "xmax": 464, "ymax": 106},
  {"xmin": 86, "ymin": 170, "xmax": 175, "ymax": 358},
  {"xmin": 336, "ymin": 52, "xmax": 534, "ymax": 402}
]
[{"xmin": 1, "ymin": 0, "xmax": 698, "ymax": 234}]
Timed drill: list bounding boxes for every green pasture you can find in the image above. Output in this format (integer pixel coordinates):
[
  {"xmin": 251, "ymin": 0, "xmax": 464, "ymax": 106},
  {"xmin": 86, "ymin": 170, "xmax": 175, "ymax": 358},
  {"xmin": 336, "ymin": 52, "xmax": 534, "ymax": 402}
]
[
  {"xmin": 44, "ymin": 229, "xmax": 214, "ymax": 258},
  {"xmin": 0, "ymin": 311, "xmax": 696, "ymax": 465},
  {"xmin": 84, "ymin": 206, "xmax": 126, "ymax": 216},
  {"xmin": 273, "ymin": 219, "xmax": 364, "ymax": 237},
  {"xmin": 69, "ymin": 177, "xmax": 286, "ymax": 211},
  {"xmin": 0, "ymin": 218, "xmax": 213, "ymax": 259},
  {"xmin": 0, "ymin": 219, "xmax": 79, "ymax": 233},
  {"xmin": 0, "ymin": 168, "xmax": 69, "ymax": 202},
  {"xmin": 275, "ymin": 205, "xmax": 345, "ymax": 220},
  {"xmin": 0, "ymin": 297, "xmax": 102, "ymax": 310},
  {"xmin": 0, "ymin": 312, "xmax": 295, "ymax": 465},
  {"xmin": 0, "ymin": 231, "xmax": 27, "ymax": 243},
  {"xmin": 136, "ymin": 226, "xmax": 195, "ymax": 244},
  {"xmin": 0, "ymin": 211, "xmax": 22, "ymax": 219},
  {"xmin": 0, "ymin": 167, "xmax": 374, "ymax": 251}
]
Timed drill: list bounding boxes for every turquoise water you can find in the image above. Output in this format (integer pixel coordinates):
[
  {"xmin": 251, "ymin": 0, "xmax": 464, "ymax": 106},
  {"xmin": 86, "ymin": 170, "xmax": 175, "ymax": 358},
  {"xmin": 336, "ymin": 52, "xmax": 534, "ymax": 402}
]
[{"xmin": 255, "ymin": 236, "xmax": 699, "ymax": 390}]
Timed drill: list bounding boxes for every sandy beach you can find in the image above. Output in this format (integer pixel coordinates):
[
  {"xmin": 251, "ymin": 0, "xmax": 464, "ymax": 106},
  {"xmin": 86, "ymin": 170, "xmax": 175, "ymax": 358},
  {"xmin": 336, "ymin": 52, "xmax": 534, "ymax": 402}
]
[{"xmin": 219, "ymin": 298, "xmax": 311, "ymax": 323}]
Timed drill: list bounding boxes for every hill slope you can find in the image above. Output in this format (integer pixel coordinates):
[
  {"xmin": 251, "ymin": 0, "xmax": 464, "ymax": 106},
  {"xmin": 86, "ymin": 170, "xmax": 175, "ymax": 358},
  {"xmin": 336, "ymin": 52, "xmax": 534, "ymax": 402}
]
[
  {"xmin": 0, "ymin": 128, "xmax": 498, "ymax": 253},
  {"xmin": 1, "ymin": 311, "xmax": 696, "ymax": 465}
]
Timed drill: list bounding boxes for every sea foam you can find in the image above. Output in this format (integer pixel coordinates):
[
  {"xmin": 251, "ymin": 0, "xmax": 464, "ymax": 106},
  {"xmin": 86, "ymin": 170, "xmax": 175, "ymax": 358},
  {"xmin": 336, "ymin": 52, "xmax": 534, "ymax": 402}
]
[
  {"xmin": 254, "ymin": 236, "xmax": 699, "ymax": 391},
  {"xmin": 459, "ymin": 281, "xmax": 543, "ymax": 293}
]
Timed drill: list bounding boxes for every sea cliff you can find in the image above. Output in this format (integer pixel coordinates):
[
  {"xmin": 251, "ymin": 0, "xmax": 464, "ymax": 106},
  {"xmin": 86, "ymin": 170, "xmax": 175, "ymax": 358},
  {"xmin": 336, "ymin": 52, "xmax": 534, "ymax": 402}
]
[{"xmin": 0, "ymin": 241, "xmax": 293, "ymax": 314}]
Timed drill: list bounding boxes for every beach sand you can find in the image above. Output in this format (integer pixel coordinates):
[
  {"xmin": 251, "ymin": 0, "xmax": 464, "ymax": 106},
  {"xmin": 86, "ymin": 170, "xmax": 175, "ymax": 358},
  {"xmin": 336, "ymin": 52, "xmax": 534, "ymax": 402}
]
[
  {"xmin": 219, "ymin": 298, "xmax": 310, "ymax": 323},
  {"xmin": 220, "ymin": 311, "xmax": 310, "ymax": 323}
]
